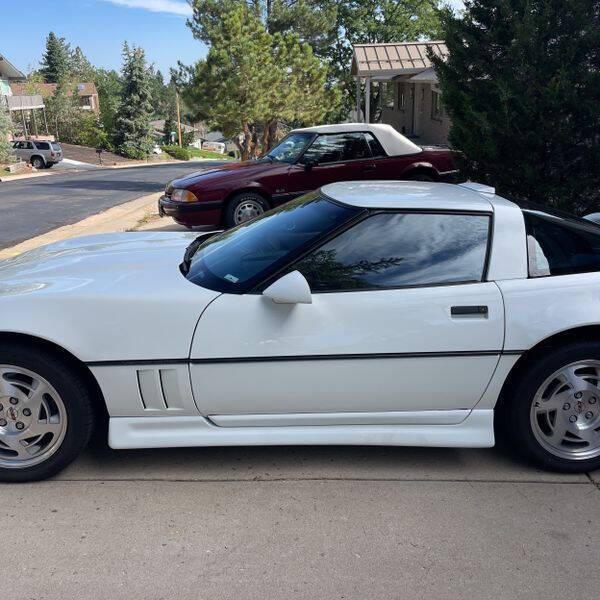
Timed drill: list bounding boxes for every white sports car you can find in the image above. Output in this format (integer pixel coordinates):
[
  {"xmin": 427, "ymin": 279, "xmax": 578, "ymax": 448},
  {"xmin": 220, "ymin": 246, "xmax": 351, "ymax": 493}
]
[{"xmin": 1, "ymin": 181, "xmax": 600, "ymax": 481}]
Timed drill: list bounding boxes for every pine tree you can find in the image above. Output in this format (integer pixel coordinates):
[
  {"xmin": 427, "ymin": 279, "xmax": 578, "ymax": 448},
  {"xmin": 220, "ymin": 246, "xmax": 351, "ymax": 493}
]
[
  {"xmin": 40, "ymin": 32, "xmax": 72, "ymax": 83},
  {"xmin": 0, "ymin": 101, "xmax": 14, "ymax": 163},
  {"xmin": 432, "ymin": 0, "xmax": 600, "ymax": 214},
  {"xmin": 70, "ymin": 46, "xmax": 95, "ymax": 81},
  {"xmin": 184, "ymin": 3, "xmax": 336, "ymax": 159},
  {"xmin": 114, "ymin": 43, "xmax": 154, "ymax": 159}
]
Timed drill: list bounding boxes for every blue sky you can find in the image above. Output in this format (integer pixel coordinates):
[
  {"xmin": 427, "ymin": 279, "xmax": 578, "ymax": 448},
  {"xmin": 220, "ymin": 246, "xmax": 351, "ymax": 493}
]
[
  {"xmin": 1, "ymin": 0, "xmax": 205, "ymax": 77},
  {"xmin": 2, "ymin": 0, "xmax": 464, "ymax": 78}
]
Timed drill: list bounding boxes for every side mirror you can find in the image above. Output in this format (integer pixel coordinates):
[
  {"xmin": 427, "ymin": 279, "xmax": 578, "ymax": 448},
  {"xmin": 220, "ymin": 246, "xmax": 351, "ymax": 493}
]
[
  {"xmin": 303, "ymin": 158, "xmax": 318, "ymax": 171},
  {"xmin": 262, "ymin": 271, "xmax": 312, "ymax": 305}
]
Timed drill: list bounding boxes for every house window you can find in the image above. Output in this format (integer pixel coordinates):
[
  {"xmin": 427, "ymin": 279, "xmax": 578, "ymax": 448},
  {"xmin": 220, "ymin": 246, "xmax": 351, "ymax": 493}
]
[
  {"xmin": 396, "ymin": 84, "xmax": 406, "ymax": 111},
  {"xmin": 431, "ymin": 90, "xmax": 443, "ymax": 120}
]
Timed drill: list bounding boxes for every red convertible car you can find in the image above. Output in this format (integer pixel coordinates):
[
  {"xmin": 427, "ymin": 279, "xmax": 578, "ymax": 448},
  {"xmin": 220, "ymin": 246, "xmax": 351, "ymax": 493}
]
[{"xmin": 159, "ymin": 123, "xmax": 459, "ymax": 228}]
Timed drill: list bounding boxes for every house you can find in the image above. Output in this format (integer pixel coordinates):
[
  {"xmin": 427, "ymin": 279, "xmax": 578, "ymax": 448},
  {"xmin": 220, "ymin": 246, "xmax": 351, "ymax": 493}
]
[
  {"xmin": 10, "ymin": 82, "xmax": 100, "ymax": 113},
  {"xmin": 351, "ymin": 41, "xmax": 451, "ymax": 146},
  {"xmin": 1, "ymin": 52, "xmax": 47, "ymax": 138}
]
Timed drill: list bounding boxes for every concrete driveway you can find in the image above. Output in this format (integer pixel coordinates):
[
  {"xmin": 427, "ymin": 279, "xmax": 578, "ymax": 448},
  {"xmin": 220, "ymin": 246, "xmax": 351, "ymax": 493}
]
[{"xmin": 3, "ymin": 442, "xmax": 599, "ymax": 599}]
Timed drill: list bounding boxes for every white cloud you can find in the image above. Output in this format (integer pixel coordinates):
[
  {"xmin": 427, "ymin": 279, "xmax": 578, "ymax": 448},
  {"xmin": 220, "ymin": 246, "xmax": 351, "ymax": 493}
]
[{"xmin": 101, "ymin": 0, "xmax": 193, "ymax": 16}]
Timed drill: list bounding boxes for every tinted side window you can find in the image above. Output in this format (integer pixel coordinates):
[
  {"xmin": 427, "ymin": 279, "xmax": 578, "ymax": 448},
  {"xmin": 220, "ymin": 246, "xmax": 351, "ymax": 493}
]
[
  {"xmin": 364, "ymin": 132, "xmax": 386, "ymax": 157},
  {"xmin": 293, "ymin": 212, "xmax": 490, "ymax": 291},
  {"xmin": 524, "ymin": 211, "xmax": 600, "ymax": 277},
  {"xmin": 301, "ymin": 133, "xmax": 371, "ymax": 164},
  {"xmin": 35, "ymin": 142, "xmax": 50, "ymax": 150}
]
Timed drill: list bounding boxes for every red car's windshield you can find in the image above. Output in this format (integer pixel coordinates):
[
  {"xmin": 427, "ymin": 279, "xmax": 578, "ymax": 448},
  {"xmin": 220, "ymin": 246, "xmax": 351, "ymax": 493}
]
[{"xmin": 262, "ymin": 132, "xmax": 314, "ymax": 163}]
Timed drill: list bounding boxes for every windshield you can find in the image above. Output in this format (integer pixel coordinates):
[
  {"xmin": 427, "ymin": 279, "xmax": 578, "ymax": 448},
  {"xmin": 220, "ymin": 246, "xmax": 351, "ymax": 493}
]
[
  {"xmin": 262, "ymin": 132, "xmax": 314, "ymax": 163},
  {"xmin": 185, "ymin": 193, "xmax": 362, "ymax": 293}
]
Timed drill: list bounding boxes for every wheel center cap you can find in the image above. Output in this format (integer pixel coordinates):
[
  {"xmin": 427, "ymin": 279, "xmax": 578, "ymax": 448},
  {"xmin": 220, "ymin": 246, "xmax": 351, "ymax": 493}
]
[
  {"xmin": 574, "ymin": 400, "xmax": 585, "ymax": 414},
  {"xmin": 6, "ymin": 407, "xmax": 18, "ymax": 421}
]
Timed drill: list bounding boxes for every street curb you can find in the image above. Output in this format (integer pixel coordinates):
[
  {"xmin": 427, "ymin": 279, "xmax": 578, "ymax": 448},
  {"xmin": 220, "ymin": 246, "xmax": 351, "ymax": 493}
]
[
  {"xmin": 0, "ymin": 170, "xmax": 57, "ymax": 183},
  {"xmin": 106, "ymin": 157, "xmax": 229, "ymax": 169},
  {"xmin": 0, "ymin": 192, "xmax": 162, "ymax": 260}
]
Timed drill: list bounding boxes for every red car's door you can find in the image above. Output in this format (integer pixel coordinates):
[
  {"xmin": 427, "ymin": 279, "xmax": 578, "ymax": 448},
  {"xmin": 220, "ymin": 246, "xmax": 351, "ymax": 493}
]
[{"xmin": 285, "ymin": 132, "xmax": 377, "ymax": 197}]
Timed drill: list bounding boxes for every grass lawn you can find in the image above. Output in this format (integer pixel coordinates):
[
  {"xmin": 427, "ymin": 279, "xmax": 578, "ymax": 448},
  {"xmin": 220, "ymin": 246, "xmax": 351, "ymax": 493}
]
[{"xmin": 188, "ymin": 147, "xmax": 235, "ymax": 160}]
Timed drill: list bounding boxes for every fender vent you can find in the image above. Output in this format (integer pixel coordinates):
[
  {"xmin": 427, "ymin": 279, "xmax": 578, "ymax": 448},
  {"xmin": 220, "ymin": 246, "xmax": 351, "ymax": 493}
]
[{"xmin": 136, "ymin": 369, "xmax": 185, "ymax": 411}]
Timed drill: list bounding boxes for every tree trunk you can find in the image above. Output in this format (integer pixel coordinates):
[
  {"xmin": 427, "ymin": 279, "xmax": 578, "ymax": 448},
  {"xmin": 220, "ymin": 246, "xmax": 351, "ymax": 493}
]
[
  {"xmin": 236, "ymin": 122, "xmax": 252, "ymax": 161},
  {"xmin": 262, "ymin": 119, "xmax": 278, "ymax": 152}
]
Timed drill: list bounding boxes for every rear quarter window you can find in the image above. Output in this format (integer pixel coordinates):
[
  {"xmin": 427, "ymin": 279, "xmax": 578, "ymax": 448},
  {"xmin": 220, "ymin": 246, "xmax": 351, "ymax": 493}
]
[
  {"xmin": 524, "ymin": 211, "xmax": 600, "ymax": 277},
  {"xmin": 34, "ymin": 142, "xmax": 50, "ymax": 150}
]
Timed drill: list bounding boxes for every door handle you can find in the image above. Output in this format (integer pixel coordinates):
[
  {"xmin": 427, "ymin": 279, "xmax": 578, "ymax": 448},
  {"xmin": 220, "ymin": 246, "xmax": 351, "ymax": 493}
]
[
  {"xmin": 362, "ymin": 164, "xmax": 377, "ymax": 173},
  {"xmin": 451, "ymin": 305, "xmax": 488, "ymax": 316}
]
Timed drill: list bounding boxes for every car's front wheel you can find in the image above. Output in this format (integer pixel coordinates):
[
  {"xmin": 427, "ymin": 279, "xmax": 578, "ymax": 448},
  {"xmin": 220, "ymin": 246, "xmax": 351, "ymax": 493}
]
[
  {"xmin": 0, "ymin": 344, "xmax": 95, "ymax": 482},
  {"xmin": 225, "ymin": 192, "xmax": 269, "ymax": 228},
  {"xmin": 504, "ymin": 341, "xmax": 600, "ymax": 472},
  {"xmin": 30, "ymin": 156, "xmax": 45, "ymax": 169}
]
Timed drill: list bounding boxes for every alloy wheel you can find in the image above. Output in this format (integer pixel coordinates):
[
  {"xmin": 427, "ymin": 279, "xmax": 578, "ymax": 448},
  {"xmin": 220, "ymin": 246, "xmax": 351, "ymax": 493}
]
[
  {"xmin": 234, "ymin": 198, "xmax": 264, "ymax": 224},
  {"xmin": 530, "ymin": 360, "xmax": 600, "ymax": 460},
  {"xmin": 0, "ymin": 365, "xmax": 68, "ymax": 469}
]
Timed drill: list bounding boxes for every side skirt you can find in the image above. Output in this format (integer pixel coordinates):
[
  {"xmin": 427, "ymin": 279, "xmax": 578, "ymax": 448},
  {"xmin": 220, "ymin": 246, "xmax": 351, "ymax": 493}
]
[{"xmin": 108, "ymin": 409, "xmax": 494, "ymax": 450}]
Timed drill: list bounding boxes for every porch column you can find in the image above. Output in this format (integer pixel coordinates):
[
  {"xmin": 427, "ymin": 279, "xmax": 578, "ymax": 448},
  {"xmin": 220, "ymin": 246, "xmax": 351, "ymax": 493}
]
[
  {"xmin": 355, "ymin": 76, "xmax": 361, "ymax": 121},
  {"xmin": 365, "ymin": 77, "xmax": 371, "ymax": 123},
  {"xmin": 32, "ymin": 109, "xmax": 38, "ymax": 137},
  {"xmin": 20, "ymin": 108, "xmax": 28, "ymax": 138},
  {"xmin": 413, "ymin": 83, "xmax": 421, "ymax": 137},
  {"xmin": 43, "ymin": 108, "xmax": 49, "ymax": 135}
]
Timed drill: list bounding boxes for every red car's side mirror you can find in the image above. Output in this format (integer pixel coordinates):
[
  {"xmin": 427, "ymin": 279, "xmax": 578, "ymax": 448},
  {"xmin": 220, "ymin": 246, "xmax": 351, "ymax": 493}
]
[{"xmin": 303, "ymin": 158, "xmax": 318, "ymax": 171}]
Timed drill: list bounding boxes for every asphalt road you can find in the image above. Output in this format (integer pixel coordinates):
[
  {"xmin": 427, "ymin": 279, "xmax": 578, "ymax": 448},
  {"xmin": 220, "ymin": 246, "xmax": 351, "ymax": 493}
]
[{"xmin": 0, "ymin": 161, "xmax": 226, "ymax": 249}]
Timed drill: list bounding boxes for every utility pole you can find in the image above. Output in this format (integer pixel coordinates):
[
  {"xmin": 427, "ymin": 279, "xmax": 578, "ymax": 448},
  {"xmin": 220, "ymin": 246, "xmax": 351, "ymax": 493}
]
[{"xmin": 176, "ymin": 90, "xmax": 183, "ymax": 148}]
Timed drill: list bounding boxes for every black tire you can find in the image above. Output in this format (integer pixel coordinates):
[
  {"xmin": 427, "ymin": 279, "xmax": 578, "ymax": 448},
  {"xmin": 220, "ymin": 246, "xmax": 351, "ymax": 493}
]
[
  {"xmin": 30, "ymin": 156, "xmax": 45, "ymax": 169},
  {"xmin": 501, "ymin": 341, "xmax": 600, "ymax": 473},
  {"xmin": 0, "ymin": 343, "xmax": 95, "ymax": 482},
  {"xmin": 225, "ymin": 192, "xmax": 269, "ymax": 228},
  {"xmin": 45, "ymin": 163, "xmax": 54, "ymax": 169},
  {"xmin": 408, "ymin": 172, "xmax": 435, "ymax": 182}
]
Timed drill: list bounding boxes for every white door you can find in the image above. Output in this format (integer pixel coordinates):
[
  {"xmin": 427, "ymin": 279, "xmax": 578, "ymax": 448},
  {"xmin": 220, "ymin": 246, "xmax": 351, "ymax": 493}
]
[{"xmin": 190, "ymin": 211, "xmax": 504, "ymax": 425}]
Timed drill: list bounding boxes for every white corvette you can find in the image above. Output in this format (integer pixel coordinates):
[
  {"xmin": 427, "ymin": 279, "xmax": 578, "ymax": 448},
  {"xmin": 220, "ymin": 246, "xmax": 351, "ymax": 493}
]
[{"xmin": 1, "ymin": 181, "xmax": 600, "ymax": 481}]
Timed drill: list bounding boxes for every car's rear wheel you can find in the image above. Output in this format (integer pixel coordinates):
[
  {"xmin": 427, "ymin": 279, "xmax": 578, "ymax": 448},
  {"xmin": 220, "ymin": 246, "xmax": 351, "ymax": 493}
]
[
  {"xmin": 225, "ymin": 192, "xmax": 269, "ymax": 228},
  {"xmin": 0, "ymin": 344, "xmax": 95, "ymax": 482},
  {"xmin": 30, "ymin": 156, "xmax": 45, "ymax": 169},
  {"xmin": 503, "ymin": 342, "xmax": 600, "ymax": 472}
]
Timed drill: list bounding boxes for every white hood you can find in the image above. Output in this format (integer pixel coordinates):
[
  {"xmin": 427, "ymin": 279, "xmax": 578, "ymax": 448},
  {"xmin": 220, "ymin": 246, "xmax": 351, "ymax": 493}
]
[{"xmin": 0, "ymin": 232, "xmax": 221, "ymax": 362}]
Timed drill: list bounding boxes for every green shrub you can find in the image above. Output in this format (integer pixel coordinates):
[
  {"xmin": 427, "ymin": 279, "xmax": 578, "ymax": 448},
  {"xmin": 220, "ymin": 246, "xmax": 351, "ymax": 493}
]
[{"xmin": 161, "ymin": 144, "xmax": 191, "ymax": 160}]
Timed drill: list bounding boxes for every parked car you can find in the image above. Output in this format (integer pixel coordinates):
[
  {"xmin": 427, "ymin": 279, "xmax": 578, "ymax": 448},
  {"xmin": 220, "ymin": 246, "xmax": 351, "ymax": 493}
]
[
  {"xmin": 10, "ymin": 139, "xmax": 63, "ymax": 169},
  {"xmin": 3, "ymin": 181, "xmax": 600, "ymax": 481},
  {"xmin": 158, "ymin": 123, "xmax": 459, "ymax": 229}
]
